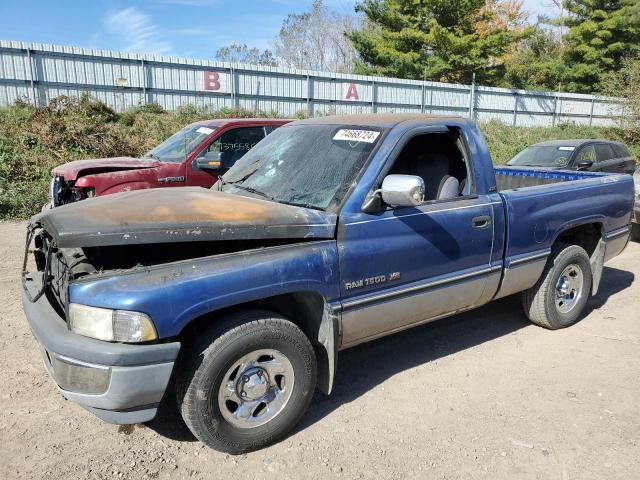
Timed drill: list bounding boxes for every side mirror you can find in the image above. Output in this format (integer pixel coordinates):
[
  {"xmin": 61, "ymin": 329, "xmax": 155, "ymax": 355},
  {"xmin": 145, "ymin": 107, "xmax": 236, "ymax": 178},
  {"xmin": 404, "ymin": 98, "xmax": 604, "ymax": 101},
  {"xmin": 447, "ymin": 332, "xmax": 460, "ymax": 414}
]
[
  {"xmin": 194, "ymin": 151, "xmax": 222, "ymax": 170},
  {"xmin": 576, "ymin": 160, "xmax": 593, "ymax": 170},
  {"xmin": 380, "ymin": 174, "xmax": 425, "ymax": 207}
]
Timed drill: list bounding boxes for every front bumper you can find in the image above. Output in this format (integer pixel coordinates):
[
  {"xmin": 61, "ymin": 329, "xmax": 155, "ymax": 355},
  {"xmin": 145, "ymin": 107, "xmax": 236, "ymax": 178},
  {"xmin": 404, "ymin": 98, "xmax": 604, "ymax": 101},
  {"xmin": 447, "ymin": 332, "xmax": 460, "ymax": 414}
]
[{"xmin": 22, "ymin": 290, "xmax": 180, "ymax": 424}]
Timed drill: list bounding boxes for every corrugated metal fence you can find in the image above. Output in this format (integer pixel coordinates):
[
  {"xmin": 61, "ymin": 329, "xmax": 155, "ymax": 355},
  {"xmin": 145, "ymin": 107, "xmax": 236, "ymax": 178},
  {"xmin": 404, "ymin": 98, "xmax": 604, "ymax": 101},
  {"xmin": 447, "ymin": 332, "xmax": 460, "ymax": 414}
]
[{"xmin": 0, "ymin": 40, "xmax": 623, "ymax": 126}]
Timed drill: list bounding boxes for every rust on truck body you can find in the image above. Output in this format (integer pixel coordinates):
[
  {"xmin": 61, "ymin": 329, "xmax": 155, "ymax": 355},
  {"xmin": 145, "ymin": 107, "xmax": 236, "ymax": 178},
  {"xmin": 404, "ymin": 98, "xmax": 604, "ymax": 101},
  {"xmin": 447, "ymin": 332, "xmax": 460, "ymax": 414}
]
[{"xmin": 34, "ymin": 188, "xmax": 336, "ymax": 248}]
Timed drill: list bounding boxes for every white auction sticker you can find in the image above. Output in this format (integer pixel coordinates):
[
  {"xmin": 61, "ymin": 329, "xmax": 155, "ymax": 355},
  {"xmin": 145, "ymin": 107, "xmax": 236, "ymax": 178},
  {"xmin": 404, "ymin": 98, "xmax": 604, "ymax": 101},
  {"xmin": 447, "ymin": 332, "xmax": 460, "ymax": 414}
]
[
  {"xmin": 196, "ymin": 127, "xmax": 214, "ymax": 135},
  {"xmin": 333, "ymin": 129, "xmax": 380, "ymax": 143},
  {"xmin": 558, "ymin": 146, "xmax": 576, "ymax": 151}
]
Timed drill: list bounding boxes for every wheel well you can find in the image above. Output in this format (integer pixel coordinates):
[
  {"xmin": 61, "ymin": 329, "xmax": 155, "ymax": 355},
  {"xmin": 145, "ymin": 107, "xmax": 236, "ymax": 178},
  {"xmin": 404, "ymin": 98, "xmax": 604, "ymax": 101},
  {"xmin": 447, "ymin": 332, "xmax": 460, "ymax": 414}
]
[
  {"xmin": 177, "ymin": 291, "xmax": 335, "ymax": 393},
  {"xmin": 554, "ymin": 223, "xmax": 602, "ymax": 257}
]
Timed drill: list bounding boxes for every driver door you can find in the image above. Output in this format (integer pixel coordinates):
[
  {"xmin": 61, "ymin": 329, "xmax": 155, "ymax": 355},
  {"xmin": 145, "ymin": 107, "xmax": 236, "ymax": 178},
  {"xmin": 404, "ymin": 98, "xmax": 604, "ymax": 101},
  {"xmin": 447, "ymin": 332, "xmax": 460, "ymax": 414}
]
[{"xmin": 337, "ymin": 130, "xmax": 498, "ymax": 348}]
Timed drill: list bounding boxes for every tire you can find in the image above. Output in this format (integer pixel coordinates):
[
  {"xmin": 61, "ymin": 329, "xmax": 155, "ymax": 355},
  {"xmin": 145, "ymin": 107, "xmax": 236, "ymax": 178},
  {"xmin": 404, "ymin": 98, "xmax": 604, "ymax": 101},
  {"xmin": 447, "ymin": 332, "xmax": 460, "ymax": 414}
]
[
  {"xmin": 632, "ymin": 223, "xmax": 640, "ymax": 242},
  {"xmin": 176, "ymin": 310, "xmax": 317, "ymax": 454},
  {"xmin": 522, "ymin": 243, "xmax": 592, "ymax": 330}
]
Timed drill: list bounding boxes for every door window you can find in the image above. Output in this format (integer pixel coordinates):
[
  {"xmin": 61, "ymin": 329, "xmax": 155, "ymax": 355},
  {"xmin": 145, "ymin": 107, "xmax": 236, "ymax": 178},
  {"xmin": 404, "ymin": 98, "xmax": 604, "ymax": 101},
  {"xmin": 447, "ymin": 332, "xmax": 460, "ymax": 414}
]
[
  {"xmin": 386, "ymin": 131, "xmax": 473, "ymax": 202},
  {"xmin": 575, "ymin": 145, "xmax": 596, "ymax": 163},
  {"xmin": 612, "ymin": 144, "xmax": 631, "ymax": 158},
  {"xmin": 595, "ymin": 144, "xmax": 616, "ymax": 162},
  {"xmin": 205, "ymin": 127, "xmax": 266, "ymax": 168}
]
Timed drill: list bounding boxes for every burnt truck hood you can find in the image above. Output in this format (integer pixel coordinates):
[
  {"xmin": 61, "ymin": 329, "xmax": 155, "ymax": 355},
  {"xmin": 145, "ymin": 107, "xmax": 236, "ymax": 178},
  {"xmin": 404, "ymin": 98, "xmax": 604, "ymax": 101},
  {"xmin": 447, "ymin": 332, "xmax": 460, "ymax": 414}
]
[
  {"xmin": 52, "ymin": 157, "xmax": 161, "ymax": 181},
  {"xmin": 33, "ymin": 188, "xmax": 337, "ymax": 248}
]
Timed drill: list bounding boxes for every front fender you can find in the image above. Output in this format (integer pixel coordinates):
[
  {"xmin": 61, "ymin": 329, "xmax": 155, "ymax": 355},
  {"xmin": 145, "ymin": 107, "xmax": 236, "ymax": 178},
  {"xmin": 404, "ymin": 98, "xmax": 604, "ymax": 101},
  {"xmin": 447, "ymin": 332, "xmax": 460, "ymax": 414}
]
[{"xmin": 68, "ymin": 240, "xmax": 341, "ymax": 338}]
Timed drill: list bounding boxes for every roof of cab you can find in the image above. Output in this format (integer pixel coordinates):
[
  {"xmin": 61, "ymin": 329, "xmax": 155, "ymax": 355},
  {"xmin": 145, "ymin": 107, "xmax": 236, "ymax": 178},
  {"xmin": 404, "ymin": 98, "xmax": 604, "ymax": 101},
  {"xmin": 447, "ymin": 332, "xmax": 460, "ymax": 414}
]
[
  {"xmin": 291, "ymin": 113, "xmax": 470, "ymax": 129},
  {"xmin": 189, "ymin": 118, "xmax": 292, "ymax": 128}
]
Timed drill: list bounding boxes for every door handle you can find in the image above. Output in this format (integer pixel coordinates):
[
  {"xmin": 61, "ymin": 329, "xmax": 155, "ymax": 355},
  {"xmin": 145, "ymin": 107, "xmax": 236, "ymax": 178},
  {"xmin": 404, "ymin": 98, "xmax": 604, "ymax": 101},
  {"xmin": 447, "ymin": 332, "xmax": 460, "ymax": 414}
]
[{"xmin": 472, "ymin": 215, "xmax": 491, "ymax": 229}]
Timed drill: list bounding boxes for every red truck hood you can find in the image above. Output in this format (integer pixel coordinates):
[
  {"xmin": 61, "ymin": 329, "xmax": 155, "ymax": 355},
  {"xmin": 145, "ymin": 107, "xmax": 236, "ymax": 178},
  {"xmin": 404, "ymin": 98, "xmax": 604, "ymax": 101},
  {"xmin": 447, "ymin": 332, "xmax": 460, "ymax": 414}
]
[{"xmin": 52, "ymin": 157, "xmax": 161, "ymax": 181}]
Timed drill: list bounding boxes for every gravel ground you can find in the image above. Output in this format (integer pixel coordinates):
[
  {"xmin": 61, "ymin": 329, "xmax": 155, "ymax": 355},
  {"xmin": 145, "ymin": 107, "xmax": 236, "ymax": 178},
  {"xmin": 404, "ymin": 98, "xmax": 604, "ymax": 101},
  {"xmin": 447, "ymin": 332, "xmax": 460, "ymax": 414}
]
[{"xmin": 1, "ymin": 220, "xmax": 639, "ymax": 480}]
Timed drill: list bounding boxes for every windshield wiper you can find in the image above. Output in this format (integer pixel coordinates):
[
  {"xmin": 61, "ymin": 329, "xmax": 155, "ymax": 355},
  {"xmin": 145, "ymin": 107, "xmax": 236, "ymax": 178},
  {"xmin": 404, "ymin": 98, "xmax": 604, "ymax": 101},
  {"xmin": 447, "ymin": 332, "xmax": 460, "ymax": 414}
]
[
  {"xmin": 231, "ymin": 184, "xmax": 276, "ymax": 202},
  {"xmin": 224, "ymin": 163, "xmax": 260, "ymax": 186}
]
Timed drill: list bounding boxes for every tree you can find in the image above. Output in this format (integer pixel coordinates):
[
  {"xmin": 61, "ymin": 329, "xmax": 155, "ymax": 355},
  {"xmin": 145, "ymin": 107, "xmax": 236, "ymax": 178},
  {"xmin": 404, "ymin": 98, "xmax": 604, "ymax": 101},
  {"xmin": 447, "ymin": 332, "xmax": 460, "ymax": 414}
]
[
  {"xmin": 600, "ymin": 55, "xmax": 640, "ymax": 133},
  {"xmin": 274, "ymin": 0, "xmax": 359, "ymax": 73},
  {"xmin": 215, "ymin": 43, "xmax": 278, "ymax": 66},
  {"xmin": 502, "ymin": 27, "xmax": 568, "ymax": 91},
  {"xmin": 561, "ymin": 0, "xmax": 640, "ymax": 93},
  {"xmin": 348, "ymin": 0, "xmax": 532, "ymax": 85}
]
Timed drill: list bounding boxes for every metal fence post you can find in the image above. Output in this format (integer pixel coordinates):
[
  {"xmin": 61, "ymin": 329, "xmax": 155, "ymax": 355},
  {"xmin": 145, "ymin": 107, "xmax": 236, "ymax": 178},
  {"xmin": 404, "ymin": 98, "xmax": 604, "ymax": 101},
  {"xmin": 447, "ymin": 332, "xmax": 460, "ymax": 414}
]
[
  {"xmin": 589, "ymin": 97, "xmax": 595, "ymax": 126},
  {"xmin": 421, "ymin": 81, "xmax": 426, "ymax": 113},
  {"xmin": 140, "ymin": 59, "xmax": 147, "ymax": 105},
  {"xmin": 306, "ymin": 74, "xmax": 313, "ymax": 117},
  {"xmin": 468, "ymin": 73, "xmax": 475, "ymax": 119},
  {"xmin": 371, "ymin": 79, "xmax": 376, "ymax": 113},
  {"xmin": 512, "ymin": 92, "xmax": 518, "ymax": 126},
  {"xmin": 230, "ymin": 65, "xmax": 237, "ymax": 109},
  {"xmin": 552, "ymin": 96, "xmax": 558, "ymax": 127},
  {"xmin": 26, "ymin": 48, "xmax": 37, "ymax": 106}
]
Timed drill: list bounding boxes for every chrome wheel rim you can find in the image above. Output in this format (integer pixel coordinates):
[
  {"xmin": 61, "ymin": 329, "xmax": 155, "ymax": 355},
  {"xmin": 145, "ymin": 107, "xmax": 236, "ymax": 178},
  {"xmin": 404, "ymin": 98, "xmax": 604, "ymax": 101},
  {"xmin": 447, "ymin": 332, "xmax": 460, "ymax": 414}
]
[
  {"xmin": 217, "ymin": 349, "xmax": 294, "ymax": 429},
  {"xmin": 555, "ymin": 264, "xmax": 584, "ymax": 314}
]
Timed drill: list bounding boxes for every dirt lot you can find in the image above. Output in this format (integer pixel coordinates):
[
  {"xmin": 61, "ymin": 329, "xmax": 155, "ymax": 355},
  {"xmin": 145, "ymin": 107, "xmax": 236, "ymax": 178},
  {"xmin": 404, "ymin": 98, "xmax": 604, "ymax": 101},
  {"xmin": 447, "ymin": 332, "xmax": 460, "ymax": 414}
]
[{"xmin": 1, "ymin": 220, "xmax": 639, "ymax": 480}]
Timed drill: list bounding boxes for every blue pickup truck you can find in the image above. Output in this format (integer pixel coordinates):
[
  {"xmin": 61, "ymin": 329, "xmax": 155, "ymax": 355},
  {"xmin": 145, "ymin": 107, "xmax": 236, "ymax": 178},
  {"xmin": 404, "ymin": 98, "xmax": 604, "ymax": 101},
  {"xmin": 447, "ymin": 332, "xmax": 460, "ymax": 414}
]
[{"xmin": 22, "ymin": 114, "xmax": 634, "ymax": 454}]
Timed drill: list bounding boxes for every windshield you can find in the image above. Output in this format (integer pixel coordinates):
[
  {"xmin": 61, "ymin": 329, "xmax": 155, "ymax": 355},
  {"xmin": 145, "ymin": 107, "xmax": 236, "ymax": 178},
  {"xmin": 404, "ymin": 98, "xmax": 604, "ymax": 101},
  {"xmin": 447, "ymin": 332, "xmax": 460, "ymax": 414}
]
[
  {"xmin": 144, "ymin": 124, "xmax": 216, "ymax": 163},
  {"xmin": 219, "ymin": 124, "xmax": 383, "ymax": 210},
  {"xmin": 506, "ymin": 145, "xmax": 575, "ymax": 167}
]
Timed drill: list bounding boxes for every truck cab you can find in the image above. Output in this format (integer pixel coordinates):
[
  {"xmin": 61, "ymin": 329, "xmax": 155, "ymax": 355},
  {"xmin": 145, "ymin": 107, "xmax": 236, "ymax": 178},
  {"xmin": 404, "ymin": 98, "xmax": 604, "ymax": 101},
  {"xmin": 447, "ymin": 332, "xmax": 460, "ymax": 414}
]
[{"xmin": 48, "ymin": 118, "xmax": 289, "ymax": 206}]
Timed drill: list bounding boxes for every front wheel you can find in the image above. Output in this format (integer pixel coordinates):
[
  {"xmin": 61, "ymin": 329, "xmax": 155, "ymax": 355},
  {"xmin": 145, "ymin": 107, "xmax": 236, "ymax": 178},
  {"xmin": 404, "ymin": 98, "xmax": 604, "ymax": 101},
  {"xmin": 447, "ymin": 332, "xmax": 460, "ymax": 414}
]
[
  {"xmin": 176, "ymin": 311, "xmax": 317, "ymax": 454},
  {"xmin": 522, "ymin": 243, "xmax": 592, "ymax": 329}
]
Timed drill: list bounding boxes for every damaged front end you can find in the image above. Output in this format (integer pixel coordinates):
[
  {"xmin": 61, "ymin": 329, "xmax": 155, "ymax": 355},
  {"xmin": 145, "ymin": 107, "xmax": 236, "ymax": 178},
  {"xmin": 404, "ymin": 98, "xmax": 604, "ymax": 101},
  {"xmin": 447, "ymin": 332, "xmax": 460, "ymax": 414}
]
[
  {"xmin": 24, "ymin": 188, "xmax": 337, "ymax": 315},
  {"xmin": 50, "ymin": 176, "xmax": 94, "ymax": 207},
  {"xmin": 22, "ymin": 223, "xmax": 96, "ymax": 312}
]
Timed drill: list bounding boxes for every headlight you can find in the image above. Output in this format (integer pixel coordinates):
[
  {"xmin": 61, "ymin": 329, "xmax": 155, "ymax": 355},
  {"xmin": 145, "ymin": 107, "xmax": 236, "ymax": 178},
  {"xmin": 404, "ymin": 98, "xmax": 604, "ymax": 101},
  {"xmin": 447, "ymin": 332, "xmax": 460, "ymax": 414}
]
[{"xmin": 69, "ymin": 304, "xmax": 157, "ymax": 342}]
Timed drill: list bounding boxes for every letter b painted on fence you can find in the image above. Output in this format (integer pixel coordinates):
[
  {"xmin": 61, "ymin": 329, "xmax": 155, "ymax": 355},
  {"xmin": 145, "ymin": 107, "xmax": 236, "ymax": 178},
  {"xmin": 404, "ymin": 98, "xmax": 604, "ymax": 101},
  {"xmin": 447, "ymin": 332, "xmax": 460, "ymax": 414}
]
[{"xmin": 204, "ymin": 71, "xmax": 221, "ymax": 91}]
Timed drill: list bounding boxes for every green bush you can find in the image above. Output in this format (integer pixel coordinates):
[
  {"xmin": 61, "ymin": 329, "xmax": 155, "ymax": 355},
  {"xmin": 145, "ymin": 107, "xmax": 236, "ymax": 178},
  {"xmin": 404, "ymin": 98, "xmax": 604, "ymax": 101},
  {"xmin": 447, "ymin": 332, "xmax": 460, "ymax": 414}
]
[{"xmin": 0, "ymin": 95, "xmax": 638, "ymax": 220}]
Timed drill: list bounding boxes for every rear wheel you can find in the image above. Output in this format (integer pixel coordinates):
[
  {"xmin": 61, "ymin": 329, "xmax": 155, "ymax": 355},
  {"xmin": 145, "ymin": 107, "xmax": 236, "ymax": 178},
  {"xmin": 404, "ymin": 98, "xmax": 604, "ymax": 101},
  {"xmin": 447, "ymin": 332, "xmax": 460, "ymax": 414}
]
[
  {"xmin": 522, "ymin": 243, "xmax": 592, "ymax": 329},
  {"xmin": 631, "ymin": 223, "xmax": 640, "ymax": 242},
  {"xmin": 176, "ymin": 310, "xmax": 317, "ymax": 454}
]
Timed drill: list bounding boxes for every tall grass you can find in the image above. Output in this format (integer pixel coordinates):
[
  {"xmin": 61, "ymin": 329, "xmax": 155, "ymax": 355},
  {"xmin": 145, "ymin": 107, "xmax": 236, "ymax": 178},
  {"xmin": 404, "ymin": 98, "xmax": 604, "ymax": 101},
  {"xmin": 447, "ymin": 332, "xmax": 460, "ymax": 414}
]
[{"xmin": 0, "ymin": 95, "xmax": 637, "ymax": 219}]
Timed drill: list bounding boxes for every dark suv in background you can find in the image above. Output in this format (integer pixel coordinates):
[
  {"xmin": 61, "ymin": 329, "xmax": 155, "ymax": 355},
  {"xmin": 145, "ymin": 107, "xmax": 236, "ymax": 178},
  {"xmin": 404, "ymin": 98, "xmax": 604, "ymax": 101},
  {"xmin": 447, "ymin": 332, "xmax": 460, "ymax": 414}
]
[{"xmin": 507, "ymin": 139, "xmax": 636, "ymax": 174}]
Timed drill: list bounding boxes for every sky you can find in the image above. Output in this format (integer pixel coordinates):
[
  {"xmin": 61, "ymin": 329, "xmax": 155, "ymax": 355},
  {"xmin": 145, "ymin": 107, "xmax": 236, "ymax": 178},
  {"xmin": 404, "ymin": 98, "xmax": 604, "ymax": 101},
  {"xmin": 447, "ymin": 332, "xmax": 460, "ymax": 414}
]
[{"xmin": 0, "ymin": 0, "xmax": 554, "ymax": 60}]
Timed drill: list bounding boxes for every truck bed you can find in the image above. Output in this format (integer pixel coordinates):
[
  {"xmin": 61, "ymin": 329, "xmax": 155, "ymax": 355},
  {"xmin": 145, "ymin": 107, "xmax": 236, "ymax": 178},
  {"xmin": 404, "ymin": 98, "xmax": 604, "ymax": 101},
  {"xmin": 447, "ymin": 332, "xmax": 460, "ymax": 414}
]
[
  {"xmin": 495, "ymin": 166, "xmax": 633, "ymax": 256},
  {"xmin": 492, "ymin": 166, "xmax": 634, "ymax": 299}
]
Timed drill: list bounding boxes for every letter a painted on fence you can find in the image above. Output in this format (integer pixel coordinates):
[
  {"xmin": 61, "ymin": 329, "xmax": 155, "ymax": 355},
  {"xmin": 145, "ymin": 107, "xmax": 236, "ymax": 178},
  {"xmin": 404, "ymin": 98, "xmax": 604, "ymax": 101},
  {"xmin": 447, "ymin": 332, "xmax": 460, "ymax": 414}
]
[
  {"xmin": 344, "ymin": 83, "xmax": 359, "ymax": 101},
  {"xmin": 204, "ymin": 71, "xmax": 221, "ymax": 91}
]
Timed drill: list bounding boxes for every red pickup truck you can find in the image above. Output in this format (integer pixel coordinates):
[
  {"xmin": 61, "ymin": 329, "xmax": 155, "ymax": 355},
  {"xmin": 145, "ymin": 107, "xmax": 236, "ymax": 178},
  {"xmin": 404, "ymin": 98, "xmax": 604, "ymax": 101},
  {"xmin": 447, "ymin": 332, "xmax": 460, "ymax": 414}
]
[{"xmin": 48, "ymin": 118, "xmax": 290, "ymax": 206}]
